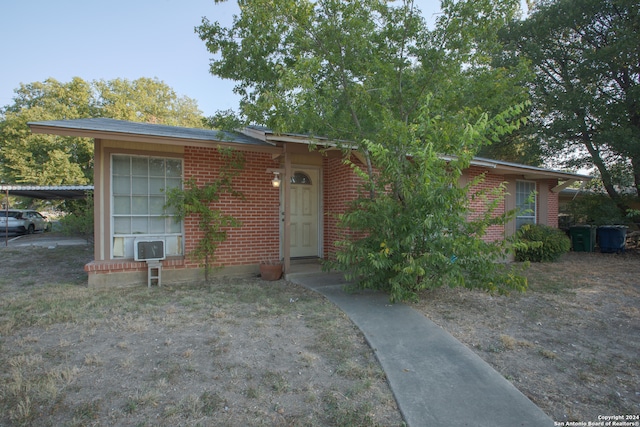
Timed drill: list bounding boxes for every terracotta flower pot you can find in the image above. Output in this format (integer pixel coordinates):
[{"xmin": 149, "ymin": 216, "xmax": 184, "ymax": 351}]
[{"xmin": 260, "ymin": 263, "xmax": 282, "ymax": 281}]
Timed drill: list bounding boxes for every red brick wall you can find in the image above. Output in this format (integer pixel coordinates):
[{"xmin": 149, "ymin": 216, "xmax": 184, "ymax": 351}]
[
  {"xmin": 323, "ymin": 155, "xmax": 364, "ymax": 258},
  {"xmin": 89, "ymin": 144, "xmax": 564, "ymax": 283},
  {"xmin": 322, "ymin": 161, "xmax": 529, "ymax": 249},
  {"xmin": 545, "ymin": 179, "xmax": 559, "ymax": 228},
  {"xmin": 465, "ymin": 166, "xmax": 507, "ymax": 242},
  {"xmin": 183, "ymin": 146, "xmax": 281, "ymax": 267}
]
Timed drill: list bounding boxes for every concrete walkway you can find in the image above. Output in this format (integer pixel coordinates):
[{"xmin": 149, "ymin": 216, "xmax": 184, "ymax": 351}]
[{"xmin": 288, "ymin": 271, "xmax": 554, "ymax": 427}]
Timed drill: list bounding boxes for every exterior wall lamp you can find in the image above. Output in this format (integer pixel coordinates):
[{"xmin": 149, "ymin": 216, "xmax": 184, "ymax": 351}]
[
  {"xmin": 271, "ymin": 171, "xmax": 281, "ymax": 188},
  {"xmin": 267, "ymin": 168, "xmax": 285, "ymax": 188}
]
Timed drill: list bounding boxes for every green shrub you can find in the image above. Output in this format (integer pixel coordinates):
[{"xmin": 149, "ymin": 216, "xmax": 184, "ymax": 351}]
[
  {"xmin": 324, "ymin": 103, "xmax": 530, "ymax": 302},
  {"xmin": 514, "ymin": 224, "xmax": 570, "ymax": 262},
  {"xmin": 58, "ymin": 193, "xmax": 94, "ymax": 242}
]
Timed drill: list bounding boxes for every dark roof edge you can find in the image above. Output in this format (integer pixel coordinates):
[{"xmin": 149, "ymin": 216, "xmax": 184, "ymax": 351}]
[
  {"xmin": 27, "ymin": 118, "xmax": 273, "ymax": 147},
  {"xmin": 471, "ymin": 156, "xmax": 592, "ymax": 180}
]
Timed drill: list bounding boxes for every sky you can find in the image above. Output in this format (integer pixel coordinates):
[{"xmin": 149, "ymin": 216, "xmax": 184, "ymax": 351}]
[{"xmin": 0, "ymin": 0, "xmax": 443, "ymax": 118}]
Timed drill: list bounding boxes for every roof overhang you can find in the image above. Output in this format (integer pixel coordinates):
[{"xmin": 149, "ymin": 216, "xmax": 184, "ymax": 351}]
[
  {"xmin": 241, "ymin": 126, "xmax": 335, "ymax": 146},
  {"xmin": 0, "ymin": 185, "xmax": 94, "ymax": 200},
  {"xmin": 27, "ymin": 119, "xmax": 593, "ymax": 184},
  {"xmin": 28, "ymin": 119, "xmax": 283, "ymax": 155},
  {"xmin": 488, "ymin": 163, "xmax": 590, "ymax": 182},
  {"xmin": 438, "ymin": 155, "xmax": 592, "ymax": 184}
]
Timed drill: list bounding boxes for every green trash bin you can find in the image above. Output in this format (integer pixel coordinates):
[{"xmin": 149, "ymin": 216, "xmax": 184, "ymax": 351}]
[{"xmin": 569, "ymin": 225, "xmax": 596, "ymax": 252}]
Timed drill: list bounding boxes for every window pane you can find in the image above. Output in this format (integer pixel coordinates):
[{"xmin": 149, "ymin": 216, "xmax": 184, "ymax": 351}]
[
  {"xmin": 149, "ymin": 196, "xmax": 165, "ymax": 214},
  {"xmin": 132, "ymin": 177, "xmax": 148, "ymax": 194},
  {"xmin": 114, "ymin": 217, "xmax": 131, "ymax": 234},
  {"xmin": 165, "ymin": 203, "xmax": 177, "ymax": 216},
  {"xmin": 166, "ymin": 159, "xmax": 182, "ymax": 177},
  {"xmin": 132, "ymin": 157, "xmax": 148, "ymax": 176},
  {"xmin": 112, "ymin": 156, "xmax": 130, "ymax": 175},
  {"xmin": 132, "ymin": 196, "xmax": 148, "ymax": 214},
  {"xmin": 149, "ymin": 158, "xmax": 165, "ymax": 176},
  {"xmin": 165, "ymin": 236, "xmax": 178, "ymax": 256},
  {"xmin": 167, "ymin": 217, "xmax": 182, "ymax": 233},
  {"xmin": 291, "ymin": 172, "xmax": 312, "ymax": 184},
  {"xmin": 132, "ymin": 217, "xmax": 148, "ymax": 234},
  {"xmin": 113, "ymin": 196, "xmax": 131, "ymax": 215},
  {"xmin": 149, "ymin": 177, "xmax": 165, "ymax": 195},
  {"xmin": 113, "ymin": 176, "xmax": 130, "ymax": 195},
  {"xmin": 517, "ymin": 182, "xmax": 534, "ymax": 201},
  {"xmin": 149, "ymin": 217, "xmax": 165, "ymax": 234},
  {"xmin": 165, "ymin": 178, "xmax": 182, "ymax": 190}
]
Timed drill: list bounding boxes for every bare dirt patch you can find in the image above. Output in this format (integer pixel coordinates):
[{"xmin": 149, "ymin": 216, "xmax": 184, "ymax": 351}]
[
  {"xmin": 3, "ymin": 244, "xmax": 638, "ymax": 426},
  {"xmin": 0, "ymin": 246, "xmax": 402, "ymax": 426},
  {"xmin": 412, "ymin": 251, "xmax": 640, "ymax": 424}
]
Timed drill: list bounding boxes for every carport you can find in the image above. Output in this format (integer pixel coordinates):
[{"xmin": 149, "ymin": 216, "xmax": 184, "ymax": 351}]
[
  {"xmin": 1, "ymin": 185, "xmax": 94, "ymax": 201},
  {"xmin": 1, "ymin": 185, "xmax": 94, "ymax": 246}
]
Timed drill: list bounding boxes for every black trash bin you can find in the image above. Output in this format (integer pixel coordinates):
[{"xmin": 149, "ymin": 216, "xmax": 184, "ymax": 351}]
[
  {"xmin": 597, "ymin": 226, "xmax": 627, "ymax": 253},
  {"xmin": 569, "ymin": 225, "xmax": 596, "ymax": 252}
]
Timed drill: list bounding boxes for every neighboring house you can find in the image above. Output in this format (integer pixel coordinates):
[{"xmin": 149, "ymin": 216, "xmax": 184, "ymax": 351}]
[{"xmin": 28, "ymin": 118, "xmax": 591, "ymax": 287}]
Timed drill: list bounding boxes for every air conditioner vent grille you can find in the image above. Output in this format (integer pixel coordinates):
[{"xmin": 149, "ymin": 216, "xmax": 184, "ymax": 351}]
[{"xmin": 134, "ymin": 239, "xmax": 165, "ymax": 261}]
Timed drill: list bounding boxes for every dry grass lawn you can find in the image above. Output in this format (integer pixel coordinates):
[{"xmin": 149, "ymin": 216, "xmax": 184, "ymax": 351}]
[
  {"xmin": 412, "ymin": 251, "xmax": 640, "ymax": 424},
  {"xmin": 2, "ymin": 243, "xmax": 638, "ymax": 426},
  {"xmin": 0, "ymin": 245, "xmax": 402, "ymax": 427}
]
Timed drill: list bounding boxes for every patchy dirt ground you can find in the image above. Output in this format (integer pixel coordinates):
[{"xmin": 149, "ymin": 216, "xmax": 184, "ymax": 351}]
[
  {"xmin": 0, "ymin": 246, "xmax": 402, "ymax": 426},
  {"xmin": 412, "ymin": 251, "xmax": 640, "ymax": 424},
  {"xmin": 1, "ymin": 243, "xmax": 639, "ymax": 426}
]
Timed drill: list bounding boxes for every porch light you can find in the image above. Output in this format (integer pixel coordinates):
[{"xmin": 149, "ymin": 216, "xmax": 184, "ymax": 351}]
[{"xmin": 271, "ymin": 171, "xmax": 281, "ymax": 188}]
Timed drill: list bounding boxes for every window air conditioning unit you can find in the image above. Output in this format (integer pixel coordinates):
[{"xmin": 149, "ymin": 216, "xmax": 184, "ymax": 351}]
[{"xmin": 134, "ymin": 239, "xmax": 165, "ymax": 261}]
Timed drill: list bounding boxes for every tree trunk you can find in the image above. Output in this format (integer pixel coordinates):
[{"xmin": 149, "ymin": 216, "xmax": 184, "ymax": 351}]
[{"xmin": 581, "ymin": 134, "xmax": 629, "ymax": 212}]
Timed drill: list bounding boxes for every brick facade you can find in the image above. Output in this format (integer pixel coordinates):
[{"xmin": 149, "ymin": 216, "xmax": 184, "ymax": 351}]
[
  {"xmin": 545, "ymin": 179, "xmax": 560, "ymax": 228},
  {"xmin": 323, "ymin": 155, "xmax": 364, "ymax": 258},
  {"xmin": 86, "ymin": 145, "xmax": 565, "ymax": 286},
  {"xmin": 182, "ymin": 146, "xmax": 281, "ymax": 267},
  {"xmin": 465, "ymin": 167, "xmax": 507, "ymax": 242},
  {"xmin": 85, "ymin": 146, "xmax": 282, "ymax": 284}
]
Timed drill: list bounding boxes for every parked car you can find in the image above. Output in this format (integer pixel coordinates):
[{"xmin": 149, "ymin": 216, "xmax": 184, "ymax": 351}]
[{"xmin": 0, "ymin": 209, "xmax": 51, "ymax": 235}]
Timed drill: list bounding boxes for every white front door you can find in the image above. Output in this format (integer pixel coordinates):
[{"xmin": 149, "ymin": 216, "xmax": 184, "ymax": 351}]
[{"xmin": 288, "ymin": 168, "xmax": 320, "ymax": 258}]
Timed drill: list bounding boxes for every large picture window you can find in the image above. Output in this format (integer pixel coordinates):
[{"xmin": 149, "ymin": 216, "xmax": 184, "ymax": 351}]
[
  {"xmin": 111, "ymin": 154, "xmax": 183, "ymax": 259},
  {"xmin": 516, "ymin": 180, "xmax": 536, "ymax": 229}
]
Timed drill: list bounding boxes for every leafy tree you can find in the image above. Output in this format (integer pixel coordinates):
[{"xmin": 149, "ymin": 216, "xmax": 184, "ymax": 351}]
[
  {"xmin": 330, "ymin": 102, "xmax": 528, "ymax": 302},
  {"xmin": 0, "ymin": 78, "xmax": 95, "ymax": 185},
  {"xmin": 566, "ymin": 193, "xmax": 631, "ymax": 226},
  {"xmin": 498, "ymin": 0, "xmax": 640, "ymax": 207},
  {"xmin": 198, "ymin": 0, "xmax": 529, "ymax": 301},
  {"xmin": 0, "ymin": 77, "xmax": 204, "ymax": 186},
  {"xmin": 93, "ymin": 77, "xmax": 203, "ymax": 127},
  {"xmin": 197, "ymin": 0, "xmax": 530, "ymax": 164},
  {"xmin": 432, "ymin": 0, "xmax": 541, "ymax": 164}
]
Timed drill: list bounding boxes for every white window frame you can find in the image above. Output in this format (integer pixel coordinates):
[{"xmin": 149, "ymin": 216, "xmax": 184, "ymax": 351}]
[
  {"xmin": 110, "ymin": 154, "xmax": 184, "ymax": 260},
  {"xmin": 515, "ymin": 180, "xmax": 537, "ymax": 230}
]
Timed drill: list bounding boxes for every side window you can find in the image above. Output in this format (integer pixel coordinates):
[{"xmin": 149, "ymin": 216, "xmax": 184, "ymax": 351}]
[{"xmin": 516, "ymin": 181, "xmax": 536, "ymax": 229}]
